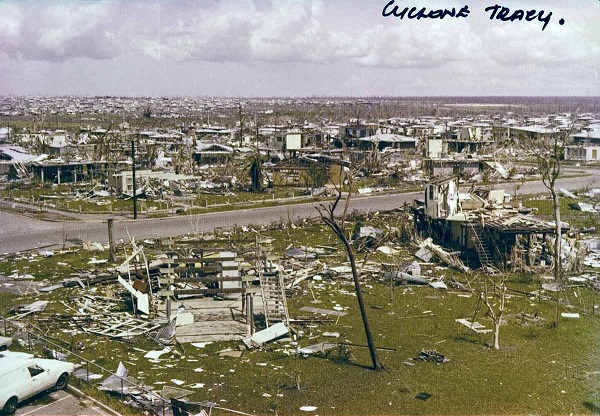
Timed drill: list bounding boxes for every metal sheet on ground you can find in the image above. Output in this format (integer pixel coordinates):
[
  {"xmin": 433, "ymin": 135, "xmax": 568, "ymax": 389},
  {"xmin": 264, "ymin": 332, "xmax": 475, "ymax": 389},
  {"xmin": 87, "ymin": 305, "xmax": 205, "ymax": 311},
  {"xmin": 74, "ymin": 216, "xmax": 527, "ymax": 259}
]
[{"xmin": 299, "ymin": 306, "xmax": 347, "ymax": 317}]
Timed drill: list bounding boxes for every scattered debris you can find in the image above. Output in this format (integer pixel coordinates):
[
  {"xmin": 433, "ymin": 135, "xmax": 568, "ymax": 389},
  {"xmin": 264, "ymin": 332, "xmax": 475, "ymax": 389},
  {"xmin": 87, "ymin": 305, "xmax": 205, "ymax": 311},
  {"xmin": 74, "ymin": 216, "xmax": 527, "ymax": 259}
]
[
  {"xmin": 455, "ymin": 318, "xmax": 493, "ymax": 334},
  {"xmin": 13, "ymin": 300, "xmax": 49, "ymax": 317},
  {"xmin": 299, "ymin": 306, "xmax": 347, "ymax": 317},
  {"xmin": 144, "ymin": 347, "xmax": 171, "ymax": 360},
  {"xmin": 159, "ymin": 386, "xmax": 193, "ymax": 400},
  {"xmin": 243, "ymin": 322, "xmax": 289, "ymax": 348},
  {"xmin": 175, "ymin": 312, "xmax": 194, "ymax": 327},
  {"xmin": 74, "ymin": 368, "xmax": 103, "ymax": 381},
  {"xmin": 416, "ymin": 350, "xmax": 449, "ymax": 364},
  {"xmin": 297, "ymin": 343, "xmax": 337, "ymax": 356},
  {"xmin": 83, "ymin": 241, "xmax": 105, "ymax": 252},
  {"xmin": 542, "ymin": 283, "xmax": 562, "ymax": 292},
  {"xmin": 570, "ymin": 202, "xmax": 597, "ymax": 212},
  {"xmin": 154, "ymin": 318, "xmax": 177, "ymax": 345},
  {"xmin": 385, "ymin": 271, "xmax": 428, "ymax": 285},
  {"xmin": 99, "ymin": 362, "xmax": 144, "ymax": 394},
  {"xmin": 560, "ymin": 188, "xmax": 577, "ymax": 199},
  {"xmin": 118, "ymin": 276, "xmax": 150, "ymax": 315},
  {"xmin": 353, "ymin": 226, "xmax": 384, "ymax": 245},
  {"xmin": 285, "ymin": 247, "xmax": 316, "ymax": 260},
  {"xmin": 219, "ymin": 350, "xmax": 243, "ymax": 358},
  {"xmin": 429, "ymin": 280, "xmax": 447, "ymax": 290},
  {"xmin": 377, "ymin": 245, "xmax": 399, "ymax": 255},
  {"xmin": 415, "ymin": 392, "xmax": 432, "ymax": 401},
  {"xmin": 418, "ymin": 238, "xmax": 469, "ymax": 273},
  {"xmin": 76, "ymin": 313, "xmax": 161, "ymax": 339}
]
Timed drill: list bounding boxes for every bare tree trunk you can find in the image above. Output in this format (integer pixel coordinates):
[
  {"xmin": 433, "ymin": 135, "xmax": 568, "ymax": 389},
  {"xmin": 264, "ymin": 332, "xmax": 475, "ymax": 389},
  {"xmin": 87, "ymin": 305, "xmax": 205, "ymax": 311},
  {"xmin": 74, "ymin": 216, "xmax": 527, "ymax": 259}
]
[
  {"xmin": 341, "ymin": 232, "xmax": 380, "ymax": 370},
  {"xmin": 317, "ymin": 168, "xmax": 380, "ymax": 370},
  {"xmin": 550, "ymin": 187, "xmax": 562, "ymax": 326},
  {"xmin": 534, "ymin": 125, "xmax": 573, "ymax": 328},
  {"xmin": 494, "ymin": 322, "xmax": 500, "ymax": 350},
  {"xmin": 481, "ymin": 281, "xmax": 506, "ymax": 350}
]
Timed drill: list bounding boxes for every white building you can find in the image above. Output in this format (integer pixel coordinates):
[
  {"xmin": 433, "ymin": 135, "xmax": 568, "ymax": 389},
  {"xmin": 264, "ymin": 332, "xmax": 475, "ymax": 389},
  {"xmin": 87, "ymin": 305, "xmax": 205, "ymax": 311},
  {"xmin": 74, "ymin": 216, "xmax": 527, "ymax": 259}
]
[{"xmin": 564, "ymin": 131, "xmax": 600, "ymax": 163}]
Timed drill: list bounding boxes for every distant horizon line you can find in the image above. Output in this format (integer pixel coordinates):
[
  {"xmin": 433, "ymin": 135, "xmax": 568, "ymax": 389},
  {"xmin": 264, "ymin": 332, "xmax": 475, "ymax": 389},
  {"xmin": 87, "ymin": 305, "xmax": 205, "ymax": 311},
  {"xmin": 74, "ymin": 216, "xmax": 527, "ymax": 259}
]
[{"xmin": 1, "ymin": 94, "xmax": 599, "ymax": 100}]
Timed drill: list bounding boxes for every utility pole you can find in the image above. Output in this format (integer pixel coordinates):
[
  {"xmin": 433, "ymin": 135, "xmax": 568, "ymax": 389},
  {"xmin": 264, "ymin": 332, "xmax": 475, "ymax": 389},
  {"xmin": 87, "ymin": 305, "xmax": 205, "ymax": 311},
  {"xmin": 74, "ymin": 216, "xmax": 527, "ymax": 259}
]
[
  {"xmin": 131, "ymin": 140, "xmax": 137, "ymax": 219},
  {"xmin": 238, "ymin": 103, "xmax": 244, "ymax": 147},
  {"xmin": 255, "ymin": 112, "xmax": 259, "ymax": 149}
]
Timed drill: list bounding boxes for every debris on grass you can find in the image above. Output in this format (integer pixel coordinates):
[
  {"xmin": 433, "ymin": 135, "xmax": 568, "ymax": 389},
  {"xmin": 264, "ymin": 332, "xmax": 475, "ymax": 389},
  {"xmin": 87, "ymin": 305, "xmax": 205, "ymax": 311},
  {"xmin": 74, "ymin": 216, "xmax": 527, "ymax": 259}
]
[{"xmin": 416, "ymin": 350, "xmax": 449, "ymax": 364}]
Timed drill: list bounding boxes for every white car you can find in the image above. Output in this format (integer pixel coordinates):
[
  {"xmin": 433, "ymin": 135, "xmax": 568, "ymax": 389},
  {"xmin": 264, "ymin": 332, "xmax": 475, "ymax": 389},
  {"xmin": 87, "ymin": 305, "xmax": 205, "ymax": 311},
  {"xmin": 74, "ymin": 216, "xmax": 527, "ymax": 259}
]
[{"xmin": 0, "ymin": 351, "xmax": 75, "ymax": 414}]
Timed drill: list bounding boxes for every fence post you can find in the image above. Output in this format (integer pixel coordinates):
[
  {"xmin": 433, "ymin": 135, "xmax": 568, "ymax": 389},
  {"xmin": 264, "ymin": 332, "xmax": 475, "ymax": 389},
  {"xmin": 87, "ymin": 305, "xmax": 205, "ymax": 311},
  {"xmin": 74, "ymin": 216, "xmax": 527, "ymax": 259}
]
[{"xmin": 108, "ymin": 219, "xmax": 116, "ymax": 262}]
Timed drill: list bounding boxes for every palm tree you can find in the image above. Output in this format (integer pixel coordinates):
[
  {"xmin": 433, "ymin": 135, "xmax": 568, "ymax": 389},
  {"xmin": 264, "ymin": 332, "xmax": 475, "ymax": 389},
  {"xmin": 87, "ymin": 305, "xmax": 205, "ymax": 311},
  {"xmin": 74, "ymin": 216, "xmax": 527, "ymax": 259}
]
[{"xmin": 248, "ymin": 153, "xmax": 263, "ymax": 192}]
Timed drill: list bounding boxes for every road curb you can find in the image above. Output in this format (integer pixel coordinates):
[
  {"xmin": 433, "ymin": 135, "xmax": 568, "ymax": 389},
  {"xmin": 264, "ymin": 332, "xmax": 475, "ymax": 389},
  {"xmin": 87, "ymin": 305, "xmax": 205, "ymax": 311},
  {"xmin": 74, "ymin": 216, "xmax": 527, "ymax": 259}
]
[{"xmin": 67, "ymin": 385, "xmax": 124, "ymax": 416}]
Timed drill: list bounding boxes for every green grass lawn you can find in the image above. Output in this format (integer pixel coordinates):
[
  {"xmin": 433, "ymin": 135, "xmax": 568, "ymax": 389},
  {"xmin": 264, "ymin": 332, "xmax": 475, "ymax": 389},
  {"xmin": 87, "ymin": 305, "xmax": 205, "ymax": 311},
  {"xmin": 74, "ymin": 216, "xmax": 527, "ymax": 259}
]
[
  {"xmin": 2, "ymin": 183, "xmax": 314, "ymax": 215},
  {"xmin": 191, "ymin": 188, "xmax": 308, "ymax": 210},
  {"xmin": 523, "ymin": 194, "xmax": 599, "ymax": 234},
  {"xmin": 4, "ymin": 273, "xmax": 598, "ymax": 415},
  {"xmin": 2, "ymin": 184, "xmax": 170, "ymax": 214},
  {"xmin": 0, "ymin": 214, "xmax": 599, "ymax": 415}
]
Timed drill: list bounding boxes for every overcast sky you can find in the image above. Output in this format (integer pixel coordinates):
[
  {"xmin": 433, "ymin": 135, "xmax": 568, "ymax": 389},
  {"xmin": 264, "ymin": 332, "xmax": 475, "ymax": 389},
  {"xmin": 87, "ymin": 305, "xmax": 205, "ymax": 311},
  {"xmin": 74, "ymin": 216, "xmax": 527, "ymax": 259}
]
[{"xmin": 0, "ymin": 0, "xmax": 598, "ymax": 97}]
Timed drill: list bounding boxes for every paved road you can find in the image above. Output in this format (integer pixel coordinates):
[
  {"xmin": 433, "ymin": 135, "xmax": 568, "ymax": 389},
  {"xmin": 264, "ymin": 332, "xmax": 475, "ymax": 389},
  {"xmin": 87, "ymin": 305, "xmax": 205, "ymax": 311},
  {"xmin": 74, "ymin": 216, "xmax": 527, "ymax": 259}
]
[
  {"xmin": 0, "ymin": 173, "xmax": 597, "ymax": 255},
  {"xmin": 14, "ymin": 388, "xmax": 113, "ymax": 416}
]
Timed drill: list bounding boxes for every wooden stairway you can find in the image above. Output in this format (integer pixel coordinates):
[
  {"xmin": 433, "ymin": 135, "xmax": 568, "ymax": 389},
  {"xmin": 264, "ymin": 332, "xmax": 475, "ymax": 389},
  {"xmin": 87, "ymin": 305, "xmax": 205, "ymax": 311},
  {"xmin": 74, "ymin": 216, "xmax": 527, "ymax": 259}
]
[
  {"xmin": 255, "ymin": 246, "xmax": 289, "ymax": 328},
  {"xmin": 466, "ymin": 220, "xmax": 494, "ymax": 268},
  {"xmin": 259, "ymin": 270, "xmax": 289, "ymax": 327}
]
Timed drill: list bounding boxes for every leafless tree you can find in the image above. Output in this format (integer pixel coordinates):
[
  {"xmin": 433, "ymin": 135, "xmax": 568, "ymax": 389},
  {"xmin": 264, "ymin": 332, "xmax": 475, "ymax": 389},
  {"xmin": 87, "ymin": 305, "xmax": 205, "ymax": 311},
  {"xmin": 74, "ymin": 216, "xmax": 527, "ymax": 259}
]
[
  {"xmin": 479, "ymin": 277, "xmax": 507, "ymax": 350},
  {"xmin": 315, "ymin": 166, "xmax": 381, "ymax": 370},
  {"xmin": 532, "ymin": 122, "xmax": 575, "ymax": 326}
]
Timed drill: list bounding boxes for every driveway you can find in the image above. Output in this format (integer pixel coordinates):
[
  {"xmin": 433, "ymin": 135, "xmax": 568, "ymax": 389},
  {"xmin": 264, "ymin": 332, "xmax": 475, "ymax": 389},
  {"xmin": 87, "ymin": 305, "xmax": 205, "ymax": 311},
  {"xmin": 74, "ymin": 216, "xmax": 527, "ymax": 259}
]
[{"xmin": 14, "ymin": 388, "xmax": 114, "ymax": 416}]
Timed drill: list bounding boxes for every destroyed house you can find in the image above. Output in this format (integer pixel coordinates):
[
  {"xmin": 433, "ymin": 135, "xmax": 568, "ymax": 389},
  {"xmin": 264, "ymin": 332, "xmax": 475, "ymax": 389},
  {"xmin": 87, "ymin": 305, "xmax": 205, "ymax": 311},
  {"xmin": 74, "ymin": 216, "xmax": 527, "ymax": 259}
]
[
  {"xmin": 405, "ymin": 124, "xmax": 436, "ymax": 138},
  {"xmin": 426, "ymin": 137, "xmax": 447, "ymax": 159},
  {"xmin": 564, "ymin": 131, "xmax": 600, "ymax": 163},
  {"xmin": 338, "ymin": 124, "xmax": 378, "ymax": 140},
  {"xmin": 42, "ymin": 135, "xmax": 75, "ymax": 157},
  {"xmin": 193, "ymin": 143, "xmax": 233, "ymax": 164},
  {"xmin": 283, "ymin": 130, "xmax": 328, "ymax": 153},
  {"xmin": 492, "ymin": 125, "xmax": 558, "ymax": 145},
  {"xmin": 150, "ymin": 245, "xmax": 289, "ymax": 343},
  {"xmin": 31, "ymin": 160, "xmax": 119, "ymax": 184},
  {"xmin": 265, "ymin": 156, "xmax": 348, "ymax": 187},
  {"xmin": 0, "ymin": 127, "xmax": 12, "ymax": 142},
  {"xmin": 110, "ymin": 170, "xmax": 199, "ymax": 195},
  {"xmin": 263, "ymin": 132, "xmax": 286, "ymax": 151},
  {"xmin": 352, "ymin": 133, "xmax": 417, "ymax": 152},
  {"xmin": 194, "ymin": 127, "xmax": 234, "ymax": 141},
  {"xmin": 445, "ymin": 127, "xmax": 494, "ymax": 154},
  {"xmin": 412, "ymin": 177, "xmax": 569, "ymax": 269},
  {"xmin": 0, "ymin": 145, "xmax": 38, "ymax": 176},
  {"xmin": 423, "ymin": 157, "xmax": 485, "ymax": 177}
]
